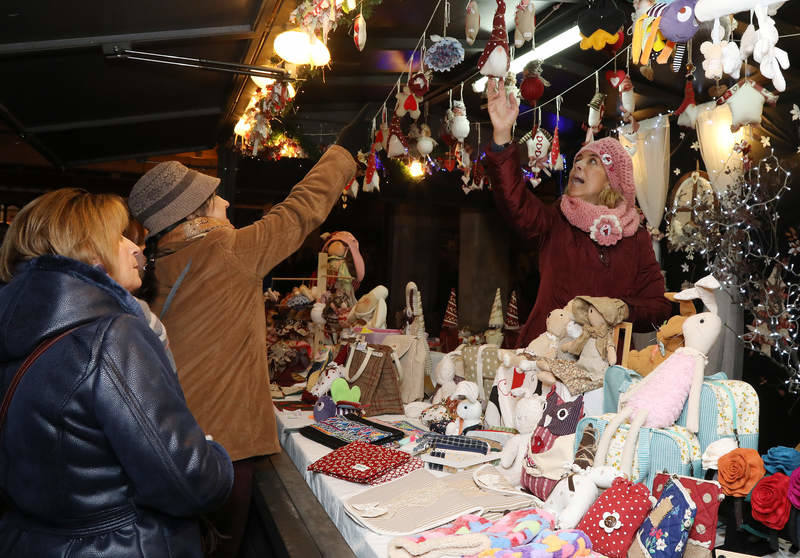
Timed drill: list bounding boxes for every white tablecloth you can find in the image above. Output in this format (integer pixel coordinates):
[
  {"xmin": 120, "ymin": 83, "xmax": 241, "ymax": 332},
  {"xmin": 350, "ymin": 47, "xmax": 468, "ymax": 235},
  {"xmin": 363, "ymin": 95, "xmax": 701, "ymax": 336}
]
[{"xmin": 275, "ymin": 407, "xmax": 412, "ymax": 558}]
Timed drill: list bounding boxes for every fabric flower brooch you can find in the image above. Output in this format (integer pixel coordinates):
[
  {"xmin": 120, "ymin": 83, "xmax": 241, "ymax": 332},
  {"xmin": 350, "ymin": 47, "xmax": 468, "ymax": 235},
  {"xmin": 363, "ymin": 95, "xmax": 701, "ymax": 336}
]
[
  {"xmin": 590, "ymin": 214, "xmax": 623, "ymax": 246},
  {"xmin": 600, "ymin": 511, "xmax": 624, "ymax": 534},
  {"xmin": 717, "ymin": 448, "xmax": 766, "ymax": 497}
]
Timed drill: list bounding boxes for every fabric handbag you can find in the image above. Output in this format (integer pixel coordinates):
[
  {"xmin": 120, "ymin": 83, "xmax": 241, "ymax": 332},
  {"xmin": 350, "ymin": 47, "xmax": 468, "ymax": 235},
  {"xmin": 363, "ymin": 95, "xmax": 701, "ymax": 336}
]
[
  {"xmin": 343, "ymin": 342, "xmax": 404, "ymax": 416},
  {"xmin": 299, "ymin": 414, "xmax": 405, "ymax": 450},
  {"xmin": 307, "ymin": 441, "xmax": 411, "ymax": 483},
  {"xmin": 630, "ymin": 477, "xmax": 697, "ymax": 558},
  {"xmin": 652, "ymin": 473, "xmax": 724, "ymax": 558},
  {"xmin": 577, "ymin": 476, "xmax": 653, "ymax": 558},
  {"xmin": 383, "ymin": 334, "xmax": 430, "ymax": 404}
]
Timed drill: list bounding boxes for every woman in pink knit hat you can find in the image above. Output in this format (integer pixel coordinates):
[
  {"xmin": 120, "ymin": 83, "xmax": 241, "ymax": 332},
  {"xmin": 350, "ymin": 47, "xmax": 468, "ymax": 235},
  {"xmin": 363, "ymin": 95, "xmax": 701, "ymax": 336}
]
[{"xmin": 484, "ymin": 77, "xmax": 671, "ymax": 348}]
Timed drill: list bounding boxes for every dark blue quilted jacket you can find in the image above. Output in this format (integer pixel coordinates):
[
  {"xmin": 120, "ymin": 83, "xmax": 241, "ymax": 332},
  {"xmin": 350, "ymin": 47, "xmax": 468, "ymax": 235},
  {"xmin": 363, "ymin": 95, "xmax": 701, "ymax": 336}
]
[{"xmin": 0, "ymin": 255, "xmax": 233, "ymax": 557}]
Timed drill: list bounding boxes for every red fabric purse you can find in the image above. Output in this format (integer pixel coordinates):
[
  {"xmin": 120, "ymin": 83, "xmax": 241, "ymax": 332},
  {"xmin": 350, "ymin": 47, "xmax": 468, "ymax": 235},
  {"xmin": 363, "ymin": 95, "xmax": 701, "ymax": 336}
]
[
  {"xmin": 576, "ymin": 476, "xmax": 653, "ymax": 558},
  {"xmin": 307, "ymin": 441, "xmax": 411, "ymax": 483}
]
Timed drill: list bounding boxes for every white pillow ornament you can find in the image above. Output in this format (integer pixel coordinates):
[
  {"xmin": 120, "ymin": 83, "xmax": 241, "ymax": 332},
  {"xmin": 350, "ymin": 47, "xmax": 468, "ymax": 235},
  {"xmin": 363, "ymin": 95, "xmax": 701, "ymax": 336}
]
[
  {"xmin": 722, "ymin": 79, "xmax": 778, "ymax": 132},
  {"xmin": 353, "ymin": 12, "xmax": 367, "ymax": 51},
  {"xmin": 465, "ymin": 0, "xmax": 481, "ymax": 46},
  {"xmin": 478, "ymin": 0, "xmax": 511, "ymax": 77}
]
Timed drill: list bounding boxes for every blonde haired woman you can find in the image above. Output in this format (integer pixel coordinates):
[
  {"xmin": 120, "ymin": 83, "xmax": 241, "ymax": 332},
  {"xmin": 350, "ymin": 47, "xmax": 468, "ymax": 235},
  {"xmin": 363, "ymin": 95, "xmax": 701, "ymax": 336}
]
[{"xmin": 0, "ymin": 188, "xmax": 233, "ymax": 558}]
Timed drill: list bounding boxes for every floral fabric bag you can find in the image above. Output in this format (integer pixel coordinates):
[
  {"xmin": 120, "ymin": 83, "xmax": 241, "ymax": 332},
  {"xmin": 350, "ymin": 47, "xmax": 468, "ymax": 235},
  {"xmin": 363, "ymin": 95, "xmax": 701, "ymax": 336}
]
[
  {"xmin": 630, "ymin": 477, "xmax": 697, "ymax": 558},
  {"xmin": 576, "ymin": 477, "xmax": 653, "ymax": 558}
]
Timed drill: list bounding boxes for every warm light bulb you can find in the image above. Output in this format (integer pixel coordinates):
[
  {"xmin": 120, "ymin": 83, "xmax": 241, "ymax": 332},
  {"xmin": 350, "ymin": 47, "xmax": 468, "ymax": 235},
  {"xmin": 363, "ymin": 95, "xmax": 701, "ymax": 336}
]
[
  {"xmin": 309, "ymin": 38, "xmax": 331, "ymax": 66},
  {"xmin": 274, "ymin": 29, "xmax": 330, "ymax": 66},
  {"xmin": 286, "ymin": 82, "xmax": 297, "ymax": 98},
  {"xmin": 409, "ymin": 160, "xmax": 425, "ymax": 178},
  {"xmin": 234, "ymin": 118, "xmax": 251, "ymax": 137}
]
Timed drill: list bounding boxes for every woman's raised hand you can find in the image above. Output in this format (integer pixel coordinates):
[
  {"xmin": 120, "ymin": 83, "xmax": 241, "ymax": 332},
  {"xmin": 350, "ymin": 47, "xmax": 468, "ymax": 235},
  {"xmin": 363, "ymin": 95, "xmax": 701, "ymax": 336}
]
[{"xmin": 487, "ymin": 77, "xmax": 519, "ymax": 145}]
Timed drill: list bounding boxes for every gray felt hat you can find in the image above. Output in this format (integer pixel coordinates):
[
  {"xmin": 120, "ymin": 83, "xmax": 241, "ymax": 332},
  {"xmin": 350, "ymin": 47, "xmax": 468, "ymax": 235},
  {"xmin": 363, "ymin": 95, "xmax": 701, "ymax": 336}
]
[{"xmin": 128, "ymin": 160, "xmax": 220, "ymax": 239}]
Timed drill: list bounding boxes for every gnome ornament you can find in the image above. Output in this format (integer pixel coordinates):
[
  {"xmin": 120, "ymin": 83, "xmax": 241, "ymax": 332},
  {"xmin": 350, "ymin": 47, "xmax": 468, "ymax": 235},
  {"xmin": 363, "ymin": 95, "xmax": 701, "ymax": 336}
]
[
  {"xmin": 465, "ymin": 0, "xmax": 481, "ymax": 46},
  {"xmin": 584, "ymin": 91, "xmax": 606, "ymax": 145},
  {"xmin": 514, "ymin": 0, "xmax": 536, "ymax": 47},
  {"xmin": 485, "ymin": 288, "xmax": 504, "ymax": 346},
  {"xmin": 548, "ymin": 125, "xmax": 562, "ymax": 171},
  {"xmin": 503, "ymin": 290, "xmax": 521, "ymax": 349},
  {"xmin": 478, "ymin": 0, "xmax": 511, "ymax": 77},
  {"xmin": 363, "ymin": 145, "xmax": 380, "ymax": 192},
  {"xmin": 675, "ymin": 71, "xmax": 698, "ymax": 128},
  {"xmin": 440, "ymin": 288, "xmax": 460, "ymax": 353},
  {"xmin": 396, "ymin": 84, "xmax": 422, "ymax": 120},
  {"xmin": 354, "ymin": 12, "xmax": 367, "ymax": 51},
  {"xmin": 520, "ymin": 60, "xmax": 550, "ymax": 106},
  {"xmin": 387, "ymin": 113, "xmax": 409, "ymax": 158}
]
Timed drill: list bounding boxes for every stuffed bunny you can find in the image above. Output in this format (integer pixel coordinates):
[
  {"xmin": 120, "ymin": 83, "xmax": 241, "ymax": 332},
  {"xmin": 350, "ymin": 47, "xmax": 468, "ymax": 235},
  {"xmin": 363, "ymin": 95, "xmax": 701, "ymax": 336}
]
[
  {"xmin": 432, "ymin": 350, "xmax": 464, "ymax": 404},
  {"xmin": 499, "ymin": 388, "xmax": 547, "ymax": 484},
  {"xmin": 595, "ymin": 274, "xmax": 722, "ymax": 477},
  {"xmin": 544, "ymin": 465, "xmax": 623, "ymax": 529},
  {"xmin": 445, "ymin": 381, "xmax": 484, "ymax": 435},
  {"xmin": 346, "ymin": 285, "xmax": 389, "ymax": 329}
]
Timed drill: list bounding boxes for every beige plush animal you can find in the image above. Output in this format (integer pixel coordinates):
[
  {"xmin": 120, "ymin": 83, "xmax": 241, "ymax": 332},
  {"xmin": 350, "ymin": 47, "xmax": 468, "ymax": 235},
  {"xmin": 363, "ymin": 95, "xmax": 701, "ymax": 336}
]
[{"xmin": 627, "ymin": 293, "xmax": 696, "ymax": 377}]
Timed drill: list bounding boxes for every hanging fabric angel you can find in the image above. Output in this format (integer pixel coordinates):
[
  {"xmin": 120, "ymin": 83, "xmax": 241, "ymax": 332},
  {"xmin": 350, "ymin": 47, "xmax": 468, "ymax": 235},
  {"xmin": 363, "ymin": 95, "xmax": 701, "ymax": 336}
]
[{"xmin": 478, "ymin": 0, "xmax": 510, "ymax": 77}]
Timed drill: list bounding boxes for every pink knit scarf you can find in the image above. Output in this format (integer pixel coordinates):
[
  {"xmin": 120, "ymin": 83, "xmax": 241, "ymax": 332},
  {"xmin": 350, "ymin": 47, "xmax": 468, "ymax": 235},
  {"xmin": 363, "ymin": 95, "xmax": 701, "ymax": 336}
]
[{"xmin": 560, "ymin": 195, "xmax": 640, "ymax": 246}]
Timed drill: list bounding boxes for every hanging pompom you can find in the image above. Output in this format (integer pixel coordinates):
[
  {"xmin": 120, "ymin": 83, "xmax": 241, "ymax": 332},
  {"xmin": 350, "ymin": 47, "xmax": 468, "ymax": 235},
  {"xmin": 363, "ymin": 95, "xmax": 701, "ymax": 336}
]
[
  {"xmin": 354, "ymin": 13, "xmax": 367, "ymax": 51},
  {"xmin": 425, "ymin": 35, "xmax": 466, "ymax": 72},
  {"xmin": 519, "ymin": 60, "xmax": 550, "ymax": 105}
]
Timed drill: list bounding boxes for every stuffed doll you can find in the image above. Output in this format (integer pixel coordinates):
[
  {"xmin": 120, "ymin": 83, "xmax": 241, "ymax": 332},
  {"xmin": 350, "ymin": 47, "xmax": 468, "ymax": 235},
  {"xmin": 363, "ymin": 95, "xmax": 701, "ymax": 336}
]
[
  {"xmin": 321, "ymin": 231, "xmax": 365, "ymax": 309},
  {"xmin": 432, "ymin": 348, "xmax": 465, "ymax": 404},
  {"xmin": 595, "ymin": 275, "xmax": 721, "ymax": 477},
  {"xmin": 627, "ymin": 292, "xmax": 696, "ymax": 377},
  {"xmin": 445, "ymin": 381, "xmax": 484, "ymax": 435},
  {"xmin": 537, "ymin": 297, "xmax": 627, "ymax": 396},
  {"xmin": 346, "ymin": 285, "xmax": 389, "ymax": 329},
  {"xmin": 499, "ymin": 388, "xmax": 547, "ymax": 484}
]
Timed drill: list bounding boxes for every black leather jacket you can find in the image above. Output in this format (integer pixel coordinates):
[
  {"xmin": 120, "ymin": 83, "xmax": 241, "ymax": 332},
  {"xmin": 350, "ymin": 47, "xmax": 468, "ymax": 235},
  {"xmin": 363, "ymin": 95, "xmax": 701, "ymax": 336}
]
[{"xmin": 0, "ymin": 256, "xmax": 233, "ymax": 557}]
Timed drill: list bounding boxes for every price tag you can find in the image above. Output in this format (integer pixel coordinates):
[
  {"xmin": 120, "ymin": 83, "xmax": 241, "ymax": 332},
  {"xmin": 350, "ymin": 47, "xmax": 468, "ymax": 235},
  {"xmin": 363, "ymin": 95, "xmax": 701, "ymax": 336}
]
[
  {"xmin": 356, "ymin": 341, "xmax": 368, "ymax": 352},
  {"xmin": 351, "ymin": 463, "xmax": 370, "ymax": 472}
]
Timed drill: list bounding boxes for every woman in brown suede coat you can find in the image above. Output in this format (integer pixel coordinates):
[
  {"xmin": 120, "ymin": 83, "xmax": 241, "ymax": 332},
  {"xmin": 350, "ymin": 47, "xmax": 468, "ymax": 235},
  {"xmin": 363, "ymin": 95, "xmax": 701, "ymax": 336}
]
[{"xmin": 127, "ymin": 114, "xmax": 363, "ymax": 557}]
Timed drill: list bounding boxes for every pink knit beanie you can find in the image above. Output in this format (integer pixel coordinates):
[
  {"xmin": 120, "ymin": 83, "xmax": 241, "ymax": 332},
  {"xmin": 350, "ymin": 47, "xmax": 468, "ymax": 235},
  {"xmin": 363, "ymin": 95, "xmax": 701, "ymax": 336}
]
[{"xmin": 576, "ymin": 137, "xmax": 636, "ymax": 209}]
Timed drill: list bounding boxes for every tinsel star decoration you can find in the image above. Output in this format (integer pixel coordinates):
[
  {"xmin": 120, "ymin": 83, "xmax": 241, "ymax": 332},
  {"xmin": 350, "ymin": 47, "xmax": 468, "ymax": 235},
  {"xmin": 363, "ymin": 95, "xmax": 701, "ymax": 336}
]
[{"xmin": 667, "ymin": 145, "xmax": 800, "ymax": 392}]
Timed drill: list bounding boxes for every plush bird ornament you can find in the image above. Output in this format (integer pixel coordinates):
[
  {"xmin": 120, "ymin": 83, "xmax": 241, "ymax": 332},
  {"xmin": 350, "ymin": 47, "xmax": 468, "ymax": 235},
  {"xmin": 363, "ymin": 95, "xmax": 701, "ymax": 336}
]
[
  {"xmin": 416, "ymin": 123, "xmax": 438, "ymax": 157},
  {"xmin": 395, "ymin": 84, "xmax": 422, "ymax": 120},
  {"xmin": 465, "ymin": 0, "xmax": 481, "ymax": 45},
  {"xmin": 387, "ymin": 113, "xmax": 409, "ymax": 158},
  {"xmin": 514, "ymin": 0, "xmax": 536, "ymax": 47},
  {"xmin": 578, "ymin": 0, "xmax": 627, "ymax": 51},
  {"xmin": 354, "ymin": 12, "xmax": 367, "ymax": 51},
  {"xmin": 478, "ymin": 0, "xmax": 511, "ymax": 77},
  {"xmin": 449, "ymin": 100, "xmax": 471, "ymax": 142},
  {"xmin": 520, "ymin": 60, "xmax": 550, "ymax": 106}
]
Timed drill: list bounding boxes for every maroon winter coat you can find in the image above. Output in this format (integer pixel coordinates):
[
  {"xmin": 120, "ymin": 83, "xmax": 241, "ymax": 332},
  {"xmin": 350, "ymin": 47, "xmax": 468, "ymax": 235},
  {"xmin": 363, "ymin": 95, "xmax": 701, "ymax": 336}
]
[{"xmin": 485, "ymin": 144, "xmax": 672, "ymax": 348}]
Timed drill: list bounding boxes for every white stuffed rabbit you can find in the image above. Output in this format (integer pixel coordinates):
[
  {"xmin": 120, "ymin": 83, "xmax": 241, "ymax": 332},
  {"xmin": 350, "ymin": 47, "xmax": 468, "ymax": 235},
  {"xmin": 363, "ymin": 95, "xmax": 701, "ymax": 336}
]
[
  {"xmin": 498, "ymin": 388, "xmax": 547, "ymax": 484},
  {"xmin": 544, "ymin": 465, "xmax": 622, "ymax": 528},
  {"xmin": 445, "ymin": 381, "xmax": 484, "ymax": 435},
  {"xmin": 594, "ymin": 274, "xmax": 722, "ymax": 476}
]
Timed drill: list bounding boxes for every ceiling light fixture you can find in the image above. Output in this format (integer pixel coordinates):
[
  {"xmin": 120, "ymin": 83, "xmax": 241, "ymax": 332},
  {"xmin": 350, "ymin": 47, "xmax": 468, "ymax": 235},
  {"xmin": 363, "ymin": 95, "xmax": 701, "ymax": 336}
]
[
  {"xmin": 274, "ymin": 29, "xmax": 331, "ymax": 66},
  {"xmin": 472, "ymin": 25, "xmax": 581, "ymax": 93}
]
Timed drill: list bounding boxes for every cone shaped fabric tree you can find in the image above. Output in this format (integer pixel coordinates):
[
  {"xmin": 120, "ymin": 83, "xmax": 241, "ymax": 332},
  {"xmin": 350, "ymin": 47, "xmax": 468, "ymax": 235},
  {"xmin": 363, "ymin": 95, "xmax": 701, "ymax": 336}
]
[
  {"xmin": 488, "ymin": 288, "xmax": 504, "ymax": 328},
  {"xmin": 478, "ymin": 0, "xmax": 510, "ymax": 77},
  {"xmin": 440, "ymin": 288, "xmax": 460, "ymax": 353}
]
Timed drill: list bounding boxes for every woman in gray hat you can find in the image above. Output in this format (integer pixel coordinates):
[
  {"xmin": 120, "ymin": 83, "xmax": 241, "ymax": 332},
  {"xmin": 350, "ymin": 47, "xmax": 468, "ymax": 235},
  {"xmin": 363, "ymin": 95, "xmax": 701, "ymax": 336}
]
[{"xmin": 127, "ymin": 115, "xmax": 362, "ymax": 557}]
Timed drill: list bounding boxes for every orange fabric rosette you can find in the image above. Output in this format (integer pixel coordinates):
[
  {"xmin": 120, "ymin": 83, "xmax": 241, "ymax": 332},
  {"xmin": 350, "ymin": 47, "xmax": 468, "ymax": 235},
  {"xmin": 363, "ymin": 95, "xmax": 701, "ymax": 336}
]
[{"xmin": 717, "ymin": 448, "xmax": 766, "ymax": 497}]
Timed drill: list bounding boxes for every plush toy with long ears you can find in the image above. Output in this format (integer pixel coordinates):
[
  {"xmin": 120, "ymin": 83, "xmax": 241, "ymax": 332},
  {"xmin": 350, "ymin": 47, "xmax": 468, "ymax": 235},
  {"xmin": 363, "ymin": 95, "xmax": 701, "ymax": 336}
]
[
  {"xmin": 498, "ymin": 388, "xmax": 547, "ymax": 484},
  {"xmin": 594, "ymin": 274, "xmax": 722, "ymax": 477},
  {"xmin": 478, "ymin": 0, "xmax": 510, "ymax": 77}
]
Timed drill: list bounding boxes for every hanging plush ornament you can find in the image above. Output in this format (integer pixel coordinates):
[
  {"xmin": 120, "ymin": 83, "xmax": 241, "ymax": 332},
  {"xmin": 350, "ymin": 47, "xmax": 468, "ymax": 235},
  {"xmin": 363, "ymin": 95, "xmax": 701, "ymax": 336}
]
[
  {"xmin": 395, "ymin": 84, "xmax": 422, "ymax": 120},
  {"xmin": 409, "ymin": 69, "xmax": 432, "ymax": 97},
  {"xmin": 633, "ymin": 0, "xmax": 700, "ymax": 68},
  {"xmin": 720, "ymin": 79, "xmax": 778, "ymax": 133},
  {"xmin": 465, "ymin": 0, "xmax": 481, "ymax": 45},
  {"xmin": 353, "ymin": 10, "xmax": 367, "ymax": 51},
  {"xmin": 583, "ymin": 79, "xmax": 606, "ymax": 144},
  {"xmin": 548, "ymin": 98, "xmax": 563, "ymax": 171},
  {"xmin": 514, "ymin": 0, "xmax": 536, "ymax": 47},
  {"xmin": 578, "ymin": 0, "xmax": 626, "ymax": 51},
  {"xmin": 387, "ymin": 112, "xmax": 409, "ymax": 158},
  {"xmin": 743, "ymin": 4, "xmax": 790, "ymax": 92},
  {"xmin": 416, "ymin": 123, "xmax": 438, "ymax": 157},
  {"xmin": 699, "ymin": 18, "xmax": 729, "ymax": 80},
  {"xmin": 425, "ymin": 36, "xmax": 465, "ymax": 72},
  {"xmin": 519, "ymin": 60, "xmax": 550, "ymax": 106},
  {"xmin": 478, "ymin": 0, "xmax": 510, "ymax": 77},
  {"xmin": 526, "ymin": 131, "xmax": 552, "ymax": 187},
  {"xmin": 374, "ymin": 105, "xmax": 389, "ymax": 152},
  {"xmin": 450, "ymin": 90, "xmax": 471, "ymax": 142},
  {"xmin": 618, "ymin": 74, "xmax": 638, "ymax": 130},
  {"xmin": 362, "ymin": 143, "xmax": 381, "ymax": 193}
]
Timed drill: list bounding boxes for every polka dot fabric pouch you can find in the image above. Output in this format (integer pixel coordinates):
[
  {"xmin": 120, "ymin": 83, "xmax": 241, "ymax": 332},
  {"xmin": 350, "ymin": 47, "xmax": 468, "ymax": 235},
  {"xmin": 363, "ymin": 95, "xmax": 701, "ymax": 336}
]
[
  {"xmin": 576, "ymin": 477, "xmax": 653, "ymax": 558},
  {"xmin": 651, "ymin": 473, "xmax": 724, "ymax": 558}
]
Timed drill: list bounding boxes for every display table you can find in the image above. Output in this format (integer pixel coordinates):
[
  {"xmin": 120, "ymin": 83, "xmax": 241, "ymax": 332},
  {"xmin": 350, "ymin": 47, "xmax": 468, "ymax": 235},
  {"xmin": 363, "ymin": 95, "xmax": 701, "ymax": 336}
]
[{"xmin": 274, "ymin": 406, "xmax": 414, "ymax": 558}]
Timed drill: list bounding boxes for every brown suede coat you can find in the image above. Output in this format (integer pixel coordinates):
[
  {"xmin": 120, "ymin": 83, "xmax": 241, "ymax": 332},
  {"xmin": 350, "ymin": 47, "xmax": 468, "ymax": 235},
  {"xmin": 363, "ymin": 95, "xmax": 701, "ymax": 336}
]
[{"xmin": 149, "ymin": 146, "xmax": 356, "ymax": 460}]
